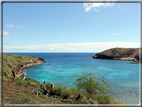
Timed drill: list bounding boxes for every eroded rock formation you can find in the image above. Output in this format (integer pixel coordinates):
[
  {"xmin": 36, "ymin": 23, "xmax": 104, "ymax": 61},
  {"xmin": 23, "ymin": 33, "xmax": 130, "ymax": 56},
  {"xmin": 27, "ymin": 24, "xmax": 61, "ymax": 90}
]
[
  {"xmin": 11, "ymin": 57, "xmax": 46, "ymax": 78},
  {"xmin": 92, "ymin": 48, "xmax": 141, "ymax": 63}
]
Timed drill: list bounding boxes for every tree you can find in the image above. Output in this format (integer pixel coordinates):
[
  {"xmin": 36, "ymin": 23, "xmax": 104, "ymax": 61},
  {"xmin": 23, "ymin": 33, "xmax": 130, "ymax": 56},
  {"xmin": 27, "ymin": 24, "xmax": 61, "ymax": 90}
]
[{"xmin": 74, "ymin": 71, "xmax": 114, "ymax": 95}]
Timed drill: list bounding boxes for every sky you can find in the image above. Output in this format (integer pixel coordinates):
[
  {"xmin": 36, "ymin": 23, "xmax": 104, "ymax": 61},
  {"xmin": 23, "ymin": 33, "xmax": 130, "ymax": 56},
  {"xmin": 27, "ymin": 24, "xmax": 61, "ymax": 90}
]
[{"xmin": 2, "ymin": 2, "xmax": 140, "ymax": 52}]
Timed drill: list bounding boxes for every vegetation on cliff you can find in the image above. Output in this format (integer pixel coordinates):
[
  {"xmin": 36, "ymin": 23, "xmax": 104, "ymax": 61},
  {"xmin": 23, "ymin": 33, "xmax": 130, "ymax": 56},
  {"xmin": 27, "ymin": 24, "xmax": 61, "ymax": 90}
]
[
  {"xmin": 3, "ymin": 53, "xmax": 33, "ymax": 77},
  {"xmin": 2, "ymin": 53, "xmax": 123, "ymax": 104},
  {"xmin": 3, "ymin": 53, "xmax": 45, "ymax": 78}
]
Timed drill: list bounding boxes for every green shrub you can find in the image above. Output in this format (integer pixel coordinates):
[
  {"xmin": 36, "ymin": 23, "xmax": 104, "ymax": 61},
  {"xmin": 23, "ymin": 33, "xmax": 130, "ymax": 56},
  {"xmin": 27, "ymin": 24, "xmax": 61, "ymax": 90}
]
[
  {"xmin": 74, "ymin": 71, "xmax": 113, "ymax": 96},
  {"xmin": 25, "ymin": 77, "xmax": 31, "ymax": 81},
  {"xmin": 97, "ymin": 94, "xmax": 112, "ymax": 104},
  {"xmin": 15, "ymin": 78, "xmax": 21, "ymax": 81},
  {"xmin": 24, "ymin": 77, "xmax": 38, "ymax": 86},
  {"xmin": 62, "ymin": 89, "xmax": 71, "ymax": 99},
  {"xmin": 45, "ymin": 82, "xmax": 51, "ymax": 90},
  {"xmin": 54, "ymin": 85, "xmax": 64, "ymax": 94},
  {"xmin": 39, "ymin": 94, "xmax": 47, "ymax": 99},
  {"xmin": 15, "ymin": 79, "xmax": 27, "ymax": 86},
  {"xmin": 3, "ymin": 72, "xmax": 8, "ymax": 77},
  {"xmin": 88, "ymin": 98, "xmax": 95, "ymax": 104},
  {"xmin": 113, "ymin": 100, "xmax": 122, "ymax": 104},
  {"xmin": 3, "ymin": 77, "xmax": 11, "ymax": 82},
  {"xmin": 90, "ymin": 94, "xmax": 97, "ymax": 100},
  {"xmin": 10, "ymin": 77, "xmax": 15, "ymax": 81},
  {"xmin": 69, "ymin": 88, "xmax": 80, "ymax": 97},
  {"xmin": 31, "ymin": 78, "xmax": 38, "ymax": 83},
  {"xmin": 78, "ymin": 96, "xmax": 87, "ymax": 104}
]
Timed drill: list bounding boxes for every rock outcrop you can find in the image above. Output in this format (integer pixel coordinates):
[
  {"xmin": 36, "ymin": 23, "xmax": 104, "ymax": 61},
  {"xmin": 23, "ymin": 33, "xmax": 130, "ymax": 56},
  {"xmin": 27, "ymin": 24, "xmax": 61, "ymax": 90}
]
[
  {"xmin": 92, "ymin": 48, "xmax": 141, "ymax": 63},
  {"xmin": 11, "ymin": 57, "xmax": 46, "ymax": 78}
]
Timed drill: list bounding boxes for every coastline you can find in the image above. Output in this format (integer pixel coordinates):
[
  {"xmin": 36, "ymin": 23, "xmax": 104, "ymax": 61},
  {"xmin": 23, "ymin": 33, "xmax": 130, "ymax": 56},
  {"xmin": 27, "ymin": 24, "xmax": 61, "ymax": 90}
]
[
  {"xmin": 93, "ymin": 57, "xmax": 140, "ymax": 64},
  {"xmin": 18, "ymin": 62, "xmax": 46, "ymax": 79},
  {"xmin": 3, "ymin": 53, "xmax": 139, "ymax": 104},
  {"xmin": 17, "ymin": 68, "xmax": 26, "ymax": 79},
  {"xmin": 11, "ymin": 57, "xmax": 46, "ymax": 78},
  {"xmin": 18, "ymin": 62, "xmax": 46, "ymax": 80},
  {"xmin": 17, "ymin": 68, "xmax": 25, "ymax": 79}
]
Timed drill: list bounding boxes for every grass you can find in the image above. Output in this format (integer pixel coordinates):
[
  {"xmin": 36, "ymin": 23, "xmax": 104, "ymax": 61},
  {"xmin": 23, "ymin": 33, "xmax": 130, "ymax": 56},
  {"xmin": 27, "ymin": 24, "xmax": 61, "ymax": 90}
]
[
  {"xmin": 15, "ymin": 79, "xmax": 27, "ymax": 86},
  {"xmin": 39, "ymin": 94, "xmax": 47, "ymax": 99},
  {"xmin": 2, "ymin": 53, "xmax": 33, "ymax": 77},
  {"xmin": 8, "ymin": 98, "xmax": 31, "ymax": 104},
  {"xmin": 3, "ymin": 76, "xmax": 123, "ymax": 104}
]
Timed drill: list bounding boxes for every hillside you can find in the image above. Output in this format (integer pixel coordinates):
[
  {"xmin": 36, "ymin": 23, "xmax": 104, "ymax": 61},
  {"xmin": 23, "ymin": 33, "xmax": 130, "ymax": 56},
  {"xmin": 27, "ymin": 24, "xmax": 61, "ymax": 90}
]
[
  {"xmin": 92, "ymin": 48, "xmax": 141, "ymax": 63},
  {"xmin": 2, "ymin": 53, "xmax": 123, "ymax": 105},
  {"xmin": 2, "ymin": 53, "xmax": 46, "ymax": 78}
]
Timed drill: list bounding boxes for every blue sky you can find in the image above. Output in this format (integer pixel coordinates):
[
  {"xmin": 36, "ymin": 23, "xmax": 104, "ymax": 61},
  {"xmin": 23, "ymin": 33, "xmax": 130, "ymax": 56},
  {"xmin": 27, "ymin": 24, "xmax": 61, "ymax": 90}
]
[{"xmin": 3, "ymin": 2, "xmax": 140, "ymax": 52}]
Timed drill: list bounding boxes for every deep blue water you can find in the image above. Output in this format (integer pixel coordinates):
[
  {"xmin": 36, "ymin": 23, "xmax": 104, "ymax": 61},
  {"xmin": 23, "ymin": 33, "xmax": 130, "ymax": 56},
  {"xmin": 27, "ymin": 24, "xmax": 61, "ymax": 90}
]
[{"xmin": 6, "ymin": 52, "xmax": 140, "ymax": 104}]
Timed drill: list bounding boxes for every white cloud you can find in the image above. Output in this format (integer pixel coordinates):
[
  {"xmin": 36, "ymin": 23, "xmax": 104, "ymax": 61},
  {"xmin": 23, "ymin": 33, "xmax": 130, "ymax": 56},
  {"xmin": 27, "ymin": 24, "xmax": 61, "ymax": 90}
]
[
  {"xmin": 5, "ymin": 24, "xmax": 25, "ymax": 29},
  {"xmin": 31, "ymin": 47, "xmax": 38, "ymax": 49},
  {"xmin": 16, "ymin": 25, "xmax": 25, "ymax": 29},
  {"xmin": 2, "ymin": 31, "xmax": 11, "ymax": 35},
  {"xmin": 84, "ymin": 3, "xmax": 114, "ymax": 12},
  {"xmin": 113, "ymin": 33, "xmax": 122, "ymax": 35},
  {"xmin": 3, "ymin": 42, "xmax": 140, "ymax": 52},
  {"xmin": 6, "ymin": 24, "xmax": 15, "ymax": 28}
]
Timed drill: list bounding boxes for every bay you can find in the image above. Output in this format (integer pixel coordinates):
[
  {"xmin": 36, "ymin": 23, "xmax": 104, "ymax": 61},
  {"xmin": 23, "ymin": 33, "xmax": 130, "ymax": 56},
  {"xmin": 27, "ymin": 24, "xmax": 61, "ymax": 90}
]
[{"xmin": 6, "ymin": 52, "xmax": 140, "ymax": 104}]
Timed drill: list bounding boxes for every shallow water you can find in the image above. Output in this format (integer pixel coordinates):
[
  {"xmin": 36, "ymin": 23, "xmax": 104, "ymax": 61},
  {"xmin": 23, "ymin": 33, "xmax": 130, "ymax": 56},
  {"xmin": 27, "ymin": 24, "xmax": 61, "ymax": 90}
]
[{"xmin": 7, "ymin": 53, "xmax": 140, "ymax": 104}]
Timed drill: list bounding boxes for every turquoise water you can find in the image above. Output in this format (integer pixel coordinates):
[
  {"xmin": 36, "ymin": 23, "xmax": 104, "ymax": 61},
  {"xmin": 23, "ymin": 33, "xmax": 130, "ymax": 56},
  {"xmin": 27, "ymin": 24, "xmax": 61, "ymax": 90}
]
[{"xmin": 7, "ymin": 53, "xmax": 140, "ymax": 104}]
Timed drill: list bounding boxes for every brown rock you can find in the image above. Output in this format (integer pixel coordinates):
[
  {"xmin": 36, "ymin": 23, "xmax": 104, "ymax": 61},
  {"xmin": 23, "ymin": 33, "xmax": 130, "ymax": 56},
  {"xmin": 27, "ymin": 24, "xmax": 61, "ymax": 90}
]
[
  {"xmin": 92, "ymin": 48, "xmax": 141, "ymax": 63},
  {"xmin": 11, "ymin": 57, "xmax": 46, "ymax": 78}
]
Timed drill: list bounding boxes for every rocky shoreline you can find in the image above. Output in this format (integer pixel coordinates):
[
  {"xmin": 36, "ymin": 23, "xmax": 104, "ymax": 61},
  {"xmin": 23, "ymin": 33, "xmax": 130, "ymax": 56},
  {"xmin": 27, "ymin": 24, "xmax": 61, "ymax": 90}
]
[
  {"xmin": 18, "ymin": 69, "xmax": 27, "ymax": 80},
  {"xmin": 92, "ymin": 48, "xmax": 141, "ymax": 63},
  {"xmin": 11, "ymin": 57, "xmax": 46, "ymax": 78}
]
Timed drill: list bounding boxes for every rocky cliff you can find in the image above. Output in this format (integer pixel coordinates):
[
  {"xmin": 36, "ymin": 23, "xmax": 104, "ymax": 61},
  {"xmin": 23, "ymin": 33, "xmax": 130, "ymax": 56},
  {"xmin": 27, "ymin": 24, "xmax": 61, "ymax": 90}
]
[
  {"xmin": 92, "ymin": 48, "xmax": 141, "ymax": 63},
  {"xmin": 2, "ymin": 53, "xmax": 46, "ymax": 78},
  {"xmin": 11, "ymin": 57, "xmax": 46, "ymax": 78}
]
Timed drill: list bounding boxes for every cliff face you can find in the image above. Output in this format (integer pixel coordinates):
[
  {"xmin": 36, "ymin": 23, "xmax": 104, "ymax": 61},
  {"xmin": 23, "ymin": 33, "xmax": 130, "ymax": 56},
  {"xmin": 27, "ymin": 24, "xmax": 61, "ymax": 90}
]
[
  {"xmin": 2, "ymin": 53, "xmax": 46, "ymax": 78},
  {"xmin": 11, "ymin": 57, "xmax": 46, "ymax": 78},
  {"xmin": 92, "ymin": 48, "xmax": 141, "ymax": 63}
]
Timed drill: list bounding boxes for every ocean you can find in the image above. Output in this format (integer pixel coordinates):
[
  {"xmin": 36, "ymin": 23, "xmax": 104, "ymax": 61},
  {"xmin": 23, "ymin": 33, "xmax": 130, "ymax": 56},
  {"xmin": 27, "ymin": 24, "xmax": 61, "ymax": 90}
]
[{"xmin": 6, "ymin": 52, "xmax": 140, "ymax": 104}]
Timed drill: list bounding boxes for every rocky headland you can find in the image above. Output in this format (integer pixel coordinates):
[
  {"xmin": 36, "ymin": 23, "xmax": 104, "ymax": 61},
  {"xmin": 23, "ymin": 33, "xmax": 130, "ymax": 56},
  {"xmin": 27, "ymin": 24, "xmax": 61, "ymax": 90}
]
[
  {"xmin": 92, "ymin": 48, "xmax": 141, "ymax": 63},
  {"xmin": 12, "ymin": 57, "xmax": 46, "ymax": 78},
  {"xmin": 2, "ymin": 53, "xmax": 46, "ymax": 78}
]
